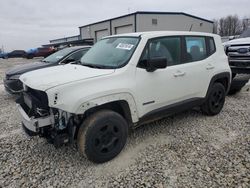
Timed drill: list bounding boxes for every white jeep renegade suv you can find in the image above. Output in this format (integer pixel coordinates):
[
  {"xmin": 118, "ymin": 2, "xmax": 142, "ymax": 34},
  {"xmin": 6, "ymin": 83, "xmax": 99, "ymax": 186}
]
[{"xmin": 17, "ymin": 31, "xmax": 231, "ymax": 163}]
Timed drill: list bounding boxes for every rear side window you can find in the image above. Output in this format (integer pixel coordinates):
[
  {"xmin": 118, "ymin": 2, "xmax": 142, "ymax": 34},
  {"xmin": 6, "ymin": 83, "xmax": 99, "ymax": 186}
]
[{"xmin": 185, "ymin": 37, "xmax": 207, "ymax": 62}]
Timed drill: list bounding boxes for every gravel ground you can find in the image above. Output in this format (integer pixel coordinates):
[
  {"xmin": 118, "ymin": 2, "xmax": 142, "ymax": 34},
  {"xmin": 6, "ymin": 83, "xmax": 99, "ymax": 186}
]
[{"xmin": 0, "ymin": 58, "xmax": 249, "ymax": 188}]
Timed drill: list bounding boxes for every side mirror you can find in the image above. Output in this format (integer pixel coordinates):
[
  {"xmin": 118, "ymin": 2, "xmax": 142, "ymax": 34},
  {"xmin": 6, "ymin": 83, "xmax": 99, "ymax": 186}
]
[{"xmin": 146, "ymin": 57, "xmax": 167, "ymax": 72}]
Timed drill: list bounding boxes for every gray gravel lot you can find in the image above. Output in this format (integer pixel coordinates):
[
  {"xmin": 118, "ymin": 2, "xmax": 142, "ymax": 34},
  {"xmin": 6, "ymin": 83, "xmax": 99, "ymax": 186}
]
[{"xmin": 0, "ymin": 58, "xmax": 249, "ymax": 188}]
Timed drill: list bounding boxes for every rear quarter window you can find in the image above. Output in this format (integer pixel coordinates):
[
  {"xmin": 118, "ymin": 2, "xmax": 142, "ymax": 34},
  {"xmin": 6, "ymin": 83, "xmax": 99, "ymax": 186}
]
[{"xmin": 208, "ymin": 37, "xmax": 216, "ymax": 55}]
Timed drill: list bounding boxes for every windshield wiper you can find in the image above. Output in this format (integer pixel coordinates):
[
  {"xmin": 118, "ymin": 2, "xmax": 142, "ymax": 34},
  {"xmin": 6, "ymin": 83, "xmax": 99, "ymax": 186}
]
[
  {"xmin": 83, "ymin": 63, "xmax": 102, "ymax": 69},
  {"xmin": 82, "ymin": 63, "xmax": 113, "ymax": 69},
  {"xmin": 71, "ymin": 60, "xmax": 81, "ymax": 64}
]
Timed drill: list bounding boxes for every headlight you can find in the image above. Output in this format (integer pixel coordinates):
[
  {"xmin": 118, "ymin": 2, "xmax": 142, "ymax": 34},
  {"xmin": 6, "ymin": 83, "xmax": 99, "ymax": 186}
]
[{"xmin": 9, "ymin": 74, "xmax": 21, "ymax": 80}]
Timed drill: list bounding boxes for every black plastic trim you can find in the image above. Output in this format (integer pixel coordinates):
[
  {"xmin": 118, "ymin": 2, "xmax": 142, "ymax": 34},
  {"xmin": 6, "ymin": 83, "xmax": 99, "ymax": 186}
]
[
  {"xmin": 143, "ymin": 101, "xmax": 155, "ymax": 106},
  {"xmin": 231, "ymin": 67, "xmax": 250, "ymax": 74},
  {"xmin": 138, "ymin": 97, "xmax": 205, "ymax": 125},
  {"xmin": 206, "ymin": 72, "xmax": 231, "ymax": 96}
]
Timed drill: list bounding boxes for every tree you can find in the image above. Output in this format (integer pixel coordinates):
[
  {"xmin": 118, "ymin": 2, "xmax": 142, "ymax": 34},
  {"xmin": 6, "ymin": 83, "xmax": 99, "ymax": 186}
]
[{"xmin": 218, "ymin": 15, "xmax": 242, "ymax": 36}]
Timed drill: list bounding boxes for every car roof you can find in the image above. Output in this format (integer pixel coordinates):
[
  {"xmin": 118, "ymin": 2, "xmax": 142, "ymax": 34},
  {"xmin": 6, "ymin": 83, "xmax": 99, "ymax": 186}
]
[
  {"xmin": 104, "ymin": 31, "xmax": 217, "ymax": 39},
  {"xmin": 66, "ymin": 46, "xmax": 92, "ymax": 50}
]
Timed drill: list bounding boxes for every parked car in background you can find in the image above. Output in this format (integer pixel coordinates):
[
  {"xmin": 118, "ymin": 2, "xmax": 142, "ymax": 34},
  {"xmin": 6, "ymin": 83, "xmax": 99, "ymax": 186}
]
[
  {"xmin": 26, "ymin": 47, "xmax": 56, "ymax": 59},
  {"xmin": 4, "ymin": 46, "xmax": 91, "ymax": 94},
  {"xmin": 16, "ymin": 31, "xmax": 231, "ymax": 163},
  {"xmin": 5, "ymin": 50, "xmax": 27, "ymax": 59},
  {"xmin": 224, "ymin": 28, "xmax": 250, "ymax": 77},
  {"xmin": 223, "ymin": 28, "xmax": 250, "ymax": 94}
]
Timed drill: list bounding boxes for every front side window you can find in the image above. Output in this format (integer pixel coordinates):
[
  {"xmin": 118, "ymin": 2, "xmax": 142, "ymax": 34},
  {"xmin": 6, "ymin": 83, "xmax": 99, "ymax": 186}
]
[
  {"xmin": 139, "ymin": 37, "xmax": 181, "ymax": 67},
  {"xmin": 185, "ymin": 37, "xmax": 207, "ymax": 62},
  {"xmin": 80, "ymin": 37, "xmax": 139, "ymax": 68}
]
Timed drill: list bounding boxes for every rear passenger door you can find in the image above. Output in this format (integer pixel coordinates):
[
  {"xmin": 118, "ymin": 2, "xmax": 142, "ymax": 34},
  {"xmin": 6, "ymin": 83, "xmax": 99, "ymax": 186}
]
[{"xmin": 180, "ymin": 36, "xmax": 215, "ymax": 98}]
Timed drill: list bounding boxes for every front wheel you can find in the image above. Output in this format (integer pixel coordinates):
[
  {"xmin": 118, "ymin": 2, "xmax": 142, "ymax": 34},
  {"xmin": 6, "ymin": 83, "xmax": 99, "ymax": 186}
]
[
  {"xmin": 201, "ymin": 83, "xmax": 226, "ymax": 116},
  {"xmin": 77, "ymin": 110, "xmax": 128, "ymax": 163}
]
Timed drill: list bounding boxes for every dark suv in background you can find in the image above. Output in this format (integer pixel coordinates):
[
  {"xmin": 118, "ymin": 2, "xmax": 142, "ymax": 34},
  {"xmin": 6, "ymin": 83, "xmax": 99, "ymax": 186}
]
[
  {"xmin": 4, "ymin": 46, "xmax": 91, "ymax": 94},
  {"xmin": 5, "ymin": 50, "xmax": 27, "ymax": 59}
]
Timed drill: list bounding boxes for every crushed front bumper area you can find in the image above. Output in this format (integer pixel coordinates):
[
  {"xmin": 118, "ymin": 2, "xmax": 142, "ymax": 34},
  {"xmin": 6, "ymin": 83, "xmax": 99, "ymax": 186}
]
[{"xmin": 17, "ymin": 104, "xmax": 54, "ymax": 134}]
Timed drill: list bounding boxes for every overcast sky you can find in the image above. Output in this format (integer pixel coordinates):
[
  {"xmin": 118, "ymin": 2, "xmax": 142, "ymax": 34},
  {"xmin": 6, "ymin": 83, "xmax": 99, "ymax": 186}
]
[{"xmin": 0, "ymin": 0, "xmax": 249, "ymax": 51}]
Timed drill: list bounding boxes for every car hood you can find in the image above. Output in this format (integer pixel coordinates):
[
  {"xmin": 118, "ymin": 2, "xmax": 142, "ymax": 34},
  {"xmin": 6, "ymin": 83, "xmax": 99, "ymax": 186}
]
[
  {"xmin": 6, "ymin": 61, "xmax": 55, "ymax": 76},
  {"xmin": 19, "ymin": 64, "xmax": 115, "ymax": 91},
  {"xmin": 223, "ymin": 37, "xmax": 250, "ymax": 46}
]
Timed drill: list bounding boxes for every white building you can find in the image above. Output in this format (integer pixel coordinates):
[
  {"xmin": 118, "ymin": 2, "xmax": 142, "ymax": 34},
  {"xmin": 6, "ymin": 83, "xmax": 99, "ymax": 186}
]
[
  {"xmin": 79, "ymin": 11, "xmax": 214, "ymax": 42},
  {"xmin": 47, "ymin": 11, "xmax": 214, "ymax": 46}
]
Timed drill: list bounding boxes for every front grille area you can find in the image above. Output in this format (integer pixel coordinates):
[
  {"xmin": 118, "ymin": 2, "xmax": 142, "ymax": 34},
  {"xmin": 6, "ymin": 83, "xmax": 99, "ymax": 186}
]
[
  {"xmin": 227, "ymin": 44, "xmax": 250, "ymax": 67},
  {"xmin": 22, "ymin": 88, "xmax": 49, "ymax": 118}
]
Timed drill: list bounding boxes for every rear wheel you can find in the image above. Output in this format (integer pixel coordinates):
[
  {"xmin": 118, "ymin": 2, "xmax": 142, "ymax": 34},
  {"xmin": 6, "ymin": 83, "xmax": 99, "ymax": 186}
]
[
  {"xmin": 77, "ymin": 109, "xmax": 128, "ymax": 163},
  {"xmin": 201, "ymin": 83, "xmax": 226, "ymax": 116}
]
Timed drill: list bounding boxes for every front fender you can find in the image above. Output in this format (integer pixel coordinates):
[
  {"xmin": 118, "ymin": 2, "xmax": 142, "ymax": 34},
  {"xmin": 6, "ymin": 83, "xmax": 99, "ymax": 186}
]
[{"xmin": 75, "ymin": 93, "xmax": 139, "ymax": 123}]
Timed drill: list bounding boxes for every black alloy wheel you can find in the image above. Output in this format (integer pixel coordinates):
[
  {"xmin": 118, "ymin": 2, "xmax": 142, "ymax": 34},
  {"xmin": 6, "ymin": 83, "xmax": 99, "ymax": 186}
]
[
  {"xmin": 201, "ymin": 83, "xmax": 226, "ymax": 115},
  {"xmin": 77, "ymin": 110, "xmax": 128, "ymax": 163}
]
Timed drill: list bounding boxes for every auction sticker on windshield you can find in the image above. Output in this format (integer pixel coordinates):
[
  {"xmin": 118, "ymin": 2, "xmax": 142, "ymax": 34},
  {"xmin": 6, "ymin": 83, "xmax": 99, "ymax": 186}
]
[{"xmin": 116, "ymin": 43, "xmax": 134, "ymax": 50}]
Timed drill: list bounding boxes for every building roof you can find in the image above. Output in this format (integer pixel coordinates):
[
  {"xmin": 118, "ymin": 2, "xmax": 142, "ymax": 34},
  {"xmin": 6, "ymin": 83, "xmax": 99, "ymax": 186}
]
[
  {"xmin": 43, "ymin": 38, "xmax": 94, "ymax": 47},
  {"xmin": 50, "ymin": 35, "xmax": 80, "ymax": 43},
  {"xmin": 102, "ymin": 31, "xmax": 217, "ymax": 39},
  {"xmin": 79, "ymin": 11, "xmax": 213, "ymax": 28}
]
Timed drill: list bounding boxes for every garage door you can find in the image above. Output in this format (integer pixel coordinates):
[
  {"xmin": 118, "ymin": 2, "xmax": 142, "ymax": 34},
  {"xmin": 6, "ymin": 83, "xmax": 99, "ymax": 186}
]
[
  {"xmin": 95, "ymin": 29, "xmax": 109, "ymax": 42},
  {"xmin": 115, "ymin": 25, "xmax": 133, "ymax": 34}
]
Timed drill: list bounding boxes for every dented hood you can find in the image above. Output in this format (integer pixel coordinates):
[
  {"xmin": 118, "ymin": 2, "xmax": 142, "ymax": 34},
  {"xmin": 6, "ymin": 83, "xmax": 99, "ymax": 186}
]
[{"xmin": 19, "ymin": 64, "xmax": 115, "ymax": 91}]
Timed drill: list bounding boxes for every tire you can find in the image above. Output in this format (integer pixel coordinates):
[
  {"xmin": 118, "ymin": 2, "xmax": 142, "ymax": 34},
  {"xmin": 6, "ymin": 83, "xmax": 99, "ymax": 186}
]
[
  {"xmin": 228, "ymin": 88, "xmax": 241, "ymax": 95},
  {"xmin": 77, "ymin": 109, "xmax": 128, "ymax": 163},
  {"xmin": 201, "ymin": 83, "xmax": 226, "ymax": 116},
  {"xmin": 228, "ymin": 78, "xmax": 248, "ymax": 95}
]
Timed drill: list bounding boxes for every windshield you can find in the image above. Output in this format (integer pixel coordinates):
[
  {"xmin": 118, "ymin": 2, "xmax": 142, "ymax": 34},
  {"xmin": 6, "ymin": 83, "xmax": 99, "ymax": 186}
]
[
  {"xmin": 43, "ymin": 48, "xmax": 76, "ymax": 63},
  {"xmin": 80, "ymin": 37, "xmax": 139, "ymax": 68}
]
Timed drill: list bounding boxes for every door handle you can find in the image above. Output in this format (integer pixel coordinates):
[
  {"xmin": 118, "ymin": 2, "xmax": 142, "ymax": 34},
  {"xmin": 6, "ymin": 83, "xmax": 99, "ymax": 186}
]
[
  {"xmin": 206, "ymin": 64, "xmax": 215, "ymax": 70},
  {"xmin": 174, "ymin": 71, "xmax": 186, "ymax": 77}
]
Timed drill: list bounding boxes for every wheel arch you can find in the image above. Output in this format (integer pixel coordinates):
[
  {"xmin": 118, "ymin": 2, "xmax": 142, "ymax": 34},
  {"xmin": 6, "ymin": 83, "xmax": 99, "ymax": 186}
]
[
  {"xmin": 206, "ymin": 72, "xmax": 231, "ymax": 97},
  {"xmin": 76, "ymin": 93, "xmax": 139, "ymax": 124}
]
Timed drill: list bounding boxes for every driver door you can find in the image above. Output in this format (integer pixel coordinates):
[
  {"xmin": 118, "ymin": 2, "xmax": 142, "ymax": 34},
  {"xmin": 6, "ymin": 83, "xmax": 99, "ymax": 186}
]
[{"xmin": 135, "ymin": 36, "xmax": 187, "ymax": 117}]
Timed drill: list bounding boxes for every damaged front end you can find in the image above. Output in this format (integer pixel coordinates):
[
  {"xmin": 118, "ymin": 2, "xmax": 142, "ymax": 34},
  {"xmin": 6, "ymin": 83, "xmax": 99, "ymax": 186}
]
[{"xmin": 16, "ymin": 87, "xmax": 82, "ymax": 147}]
